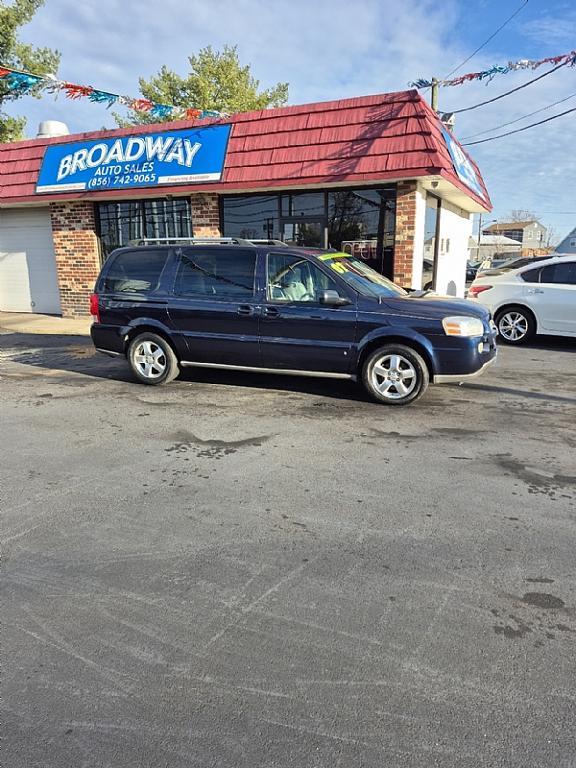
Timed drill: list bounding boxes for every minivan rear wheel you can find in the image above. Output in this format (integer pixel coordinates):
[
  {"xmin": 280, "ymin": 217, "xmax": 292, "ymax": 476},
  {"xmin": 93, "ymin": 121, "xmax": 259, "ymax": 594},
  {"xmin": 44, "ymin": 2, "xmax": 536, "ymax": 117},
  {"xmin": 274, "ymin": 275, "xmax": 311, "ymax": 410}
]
[
  {"xmin": 362, "ymin": 344, "xmax": 429, "ymax": 406},
  {"xmin": 128, "ymin": 333, "xmax": 179, "ymax": 386}
]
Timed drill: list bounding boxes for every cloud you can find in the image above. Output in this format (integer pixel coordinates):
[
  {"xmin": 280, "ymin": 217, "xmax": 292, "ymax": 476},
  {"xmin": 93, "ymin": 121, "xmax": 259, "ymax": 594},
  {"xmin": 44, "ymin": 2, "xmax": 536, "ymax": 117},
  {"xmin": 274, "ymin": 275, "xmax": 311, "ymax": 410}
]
[
  {"xmin": 8, "ymin": 0, "xmax": 463, "ymax": 119},
  {"xmin": 5, "ymin": 0, "xmax": 576, "ymax": 239},
  {"xmin": 522, "ymin": 10, "xmax": 576, "ymax": 44}
]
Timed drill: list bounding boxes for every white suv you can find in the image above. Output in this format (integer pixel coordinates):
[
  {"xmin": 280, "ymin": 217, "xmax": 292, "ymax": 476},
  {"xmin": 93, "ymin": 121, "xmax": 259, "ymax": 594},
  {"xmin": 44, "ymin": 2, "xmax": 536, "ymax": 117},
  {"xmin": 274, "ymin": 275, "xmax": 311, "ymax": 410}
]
[{"xmin": 468, "ymin": 255, "xmax": 576, "ymax": 344}]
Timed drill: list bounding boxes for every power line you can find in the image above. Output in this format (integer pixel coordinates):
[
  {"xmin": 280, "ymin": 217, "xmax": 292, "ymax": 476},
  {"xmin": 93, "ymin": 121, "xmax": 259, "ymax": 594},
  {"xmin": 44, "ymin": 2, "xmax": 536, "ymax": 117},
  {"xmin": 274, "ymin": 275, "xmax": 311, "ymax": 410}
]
[
  {"xmin": 422, "ymin": 2, "xmax": 530, "ymax": 95},
  {"xmin": 459, "ymin": 90, "xmax": 576, "ymax": 140},
  {"xmin": 421, "ymin": 0, "xmax": 530, "ymax": 94},
  {"xmin": 462, "ymin": 105, "xmax": 576, "ymax": 145},
  {"xmin": 442, "ymin": 0, "xmax": 529, "ymax": 80},
  {"xmin": 450, "ymin": 60, "xmax": 570, "ymax": 114}
]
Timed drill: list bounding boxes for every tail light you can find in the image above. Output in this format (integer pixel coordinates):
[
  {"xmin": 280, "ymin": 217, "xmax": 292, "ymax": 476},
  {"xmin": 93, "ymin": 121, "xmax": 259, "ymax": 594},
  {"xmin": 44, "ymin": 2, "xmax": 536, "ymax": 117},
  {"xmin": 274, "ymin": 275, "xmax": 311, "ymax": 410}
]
[
  {"xmin": 468, "ymin": 284, "xmax": 492, "ymax": 299},
  {"xmin": 89, "ymin": 293, "xmax": 100, "ymax": 323}
]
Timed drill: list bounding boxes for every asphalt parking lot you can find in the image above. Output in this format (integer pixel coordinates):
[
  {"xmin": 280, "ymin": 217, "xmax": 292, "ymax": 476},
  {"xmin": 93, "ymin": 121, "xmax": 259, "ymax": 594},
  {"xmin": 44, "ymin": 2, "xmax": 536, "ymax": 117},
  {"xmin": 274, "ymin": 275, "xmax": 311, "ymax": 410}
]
[{"xmin": 1, "ymin": 331, "xmax": 575, "ymax": 768}]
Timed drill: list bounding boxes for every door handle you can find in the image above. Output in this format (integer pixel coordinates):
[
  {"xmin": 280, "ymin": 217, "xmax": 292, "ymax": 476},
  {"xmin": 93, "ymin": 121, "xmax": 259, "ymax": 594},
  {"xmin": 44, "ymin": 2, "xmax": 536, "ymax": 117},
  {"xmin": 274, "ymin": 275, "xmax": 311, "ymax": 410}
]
[
  {"xmin": 237, "ymin": 305, "xmax": 254, "ymax": 316},
  {"xmin": 263, "ymin": 306, "xmax": 280, "ymax": 318}
]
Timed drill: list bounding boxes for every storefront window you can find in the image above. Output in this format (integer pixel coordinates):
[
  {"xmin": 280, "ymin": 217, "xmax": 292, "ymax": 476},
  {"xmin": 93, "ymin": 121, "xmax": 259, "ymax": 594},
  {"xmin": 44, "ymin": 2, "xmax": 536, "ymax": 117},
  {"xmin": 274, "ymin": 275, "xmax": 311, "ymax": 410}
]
[
  {"xmin": 222, "ymin": 187, "xmax": 396, "ymax": 275},
  {"xmin": 96, "ymin": 198, "xmax": 192, "ymax": 261},
  {"xmin": 280, "ymin": 192, "xmax": 325, "ymax": 218},
  {"xmin": 328, "ymin": 189, "xmax": 395, "ymax": 277},
  {"xmin": 282, "ymin": 220, "xmax": 324, "ymax": 247},
  {"xmin": 422, "ymin": 195, "xmax": 440, "ymax": 290},
  {"xmin": 221, "ymin": 195, "xmax": 280, "ymax": 241}
]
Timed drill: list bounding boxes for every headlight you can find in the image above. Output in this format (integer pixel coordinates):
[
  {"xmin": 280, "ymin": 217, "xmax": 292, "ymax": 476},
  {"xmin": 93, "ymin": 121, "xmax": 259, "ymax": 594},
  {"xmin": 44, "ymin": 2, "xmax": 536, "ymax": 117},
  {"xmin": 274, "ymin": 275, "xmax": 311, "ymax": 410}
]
[{"xmin": 442, "ymin": 315, "xmax": 484, "ymax": 337}]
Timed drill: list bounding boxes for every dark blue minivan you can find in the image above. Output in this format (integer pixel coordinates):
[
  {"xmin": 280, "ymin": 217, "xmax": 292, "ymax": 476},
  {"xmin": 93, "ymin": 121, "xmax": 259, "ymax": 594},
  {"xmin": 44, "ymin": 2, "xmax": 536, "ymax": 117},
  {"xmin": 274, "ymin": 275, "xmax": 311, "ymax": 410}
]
[{"xmin": 90, "ymin": 239, "xmax": 497, "ymax": 406}]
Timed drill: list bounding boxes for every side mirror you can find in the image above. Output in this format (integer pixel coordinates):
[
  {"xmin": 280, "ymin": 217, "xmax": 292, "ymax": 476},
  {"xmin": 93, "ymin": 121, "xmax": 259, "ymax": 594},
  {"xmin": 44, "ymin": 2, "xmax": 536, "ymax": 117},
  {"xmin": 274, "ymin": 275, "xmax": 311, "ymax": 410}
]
[{"xmin": 319, "ymin": 289, "xmax": 351, "ymax": 306}]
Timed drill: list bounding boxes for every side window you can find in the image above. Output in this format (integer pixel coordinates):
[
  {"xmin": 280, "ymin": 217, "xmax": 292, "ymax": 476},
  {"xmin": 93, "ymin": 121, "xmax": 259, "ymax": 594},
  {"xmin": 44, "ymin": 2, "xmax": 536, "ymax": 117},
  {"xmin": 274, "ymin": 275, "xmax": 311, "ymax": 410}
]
[
  {"xmin": 540, "ymin": 262, "xmax": 576, "ymax": 286},
  {"xmin": 267, "ymin": 253, "xmax": 341, "ymax": 302},
  {"xmin": 174, "ymin": 248, "xmax": 256, "ymax": 299},
  {"xmin": 102, "ymin": 249, "xmax": 167, "ymax": 293},
  {"xmin": 520, "ymin": 267, "xmax": 542, "ymax": 283}
]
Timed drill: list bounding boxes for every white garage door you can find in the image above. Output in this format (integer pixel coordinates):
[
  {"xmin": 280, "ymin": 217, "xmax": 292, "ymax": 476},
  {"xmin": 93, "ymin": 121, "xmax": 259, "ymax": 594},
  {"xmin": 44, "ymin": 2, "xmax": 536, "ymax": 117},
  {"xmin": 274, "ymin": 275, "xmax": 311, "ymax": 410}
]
[{"xmin": 0, "ymin": 208, "xmax": 61, "ymax": 314}]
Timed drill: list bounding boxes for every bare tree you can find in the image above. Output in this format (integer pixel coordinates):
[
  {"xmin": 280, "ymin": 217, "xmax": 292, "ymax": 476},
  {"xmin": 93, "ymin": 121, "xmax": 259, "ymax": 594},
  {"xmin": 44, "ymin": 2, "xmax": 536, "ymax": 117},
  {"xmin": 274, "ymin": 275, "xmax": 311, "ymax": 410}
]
[
  {"xmin": 507, "ymin": 209, "xmax": 537, "ymax": 222},
  {"xmin": 545, "ymin": 226, "xmax": 559, "ymax": 248}
]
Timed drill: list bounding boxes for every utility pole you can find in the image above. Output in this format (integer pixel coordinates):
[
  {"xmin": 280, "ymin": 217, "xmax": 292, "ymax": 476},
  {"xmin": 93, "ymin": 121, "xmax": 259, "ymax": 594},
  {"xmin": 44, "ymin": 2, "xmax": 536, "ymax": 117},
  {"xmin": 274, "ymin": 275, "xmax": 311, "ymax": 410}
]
[
  {"xmin": 477, "ymin": 213, "xmax": 483, "ymax": 260},
  {"xmin": 431, "ymin": 78, "xmax": 439, "ymax": 111}
]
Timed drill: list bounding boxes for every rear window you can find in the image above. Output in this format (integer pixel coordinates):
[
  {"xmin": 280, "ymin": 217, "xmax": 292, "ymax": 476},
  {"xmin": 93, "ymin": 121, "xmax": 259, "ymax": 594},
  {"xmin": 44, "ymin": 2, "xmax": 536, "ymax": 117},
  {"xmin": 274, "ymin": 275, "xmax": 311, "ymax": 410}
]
[
  {"xmin": 102, "ymin": 249, "xmax": 168, "ymax": 294},
  {"xmin": 174, "ymin": 248, "xmax": 256, "ymax": 299}
]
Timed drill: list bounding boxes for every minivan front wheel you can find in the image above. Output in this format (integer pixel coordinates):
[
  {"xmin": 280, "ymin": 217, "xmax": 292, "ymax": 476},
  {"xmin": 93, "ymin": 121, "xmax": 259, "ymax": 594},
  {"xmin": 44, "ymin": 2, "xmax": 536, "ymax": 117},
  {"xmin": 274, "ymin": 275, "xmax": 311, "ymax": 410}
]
[
  {"xmin": 128, "ymin": 333, "xmax": 179, "ymax": 386},
  {"xmin": 362, "ymin": 344, "xmax": 429, "ymax": 406}
]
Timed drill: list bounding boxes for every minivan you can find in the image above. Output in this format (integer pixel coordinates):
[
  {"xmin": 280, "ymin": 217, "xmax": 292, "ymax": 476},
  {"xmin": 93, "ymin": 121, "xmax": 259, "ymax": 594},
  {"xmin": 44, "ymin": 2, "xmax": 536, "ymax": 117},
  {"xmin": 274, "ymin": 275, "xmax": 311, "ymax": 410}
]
[{"xmin": 90, "ymin": 238, "xmax": 497, "ymax": 406}]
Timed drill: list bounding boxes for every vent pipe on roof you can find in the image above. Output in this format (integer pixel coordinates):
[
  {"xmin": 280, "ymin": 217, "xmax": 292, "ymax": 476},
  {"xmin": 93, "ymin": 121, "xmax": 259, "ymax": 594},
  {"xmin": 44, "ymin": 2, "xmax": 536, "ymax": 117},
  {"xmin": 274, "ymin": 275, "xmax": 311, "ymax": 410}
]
[{"xmin": 36, "ymin": 120, "xmax": 70, "ymax": 138}]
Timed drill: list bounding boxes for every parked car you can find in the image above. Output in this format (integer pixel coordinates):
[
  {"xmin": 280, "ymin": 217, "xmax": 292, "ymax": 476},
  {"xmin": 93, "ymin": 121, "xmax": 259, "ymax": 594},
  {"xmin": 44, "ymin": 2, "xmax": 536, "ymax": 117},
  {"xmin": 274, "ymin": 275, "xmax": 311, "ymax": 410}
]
[
  {"xmin": 478, "ymin": 257, "xmax": 512, "ymax": 273},
  {"xmin": 477, "ymin": 255, "xmax": 550, "ymax": 278},
  {"xmin": 468, "ymin": 255, "xmax": 576, "ymax": 344},
  {"xmin": 466, "ymin": 260, "xmax": 481, "ymax": 283},
  {"xmin": 90, "ymin": 239, "xmax": 497, "ymax": 406},
  {"xmin": 422, "ymin": 258, "xmax": 434, "ymax": 290}
]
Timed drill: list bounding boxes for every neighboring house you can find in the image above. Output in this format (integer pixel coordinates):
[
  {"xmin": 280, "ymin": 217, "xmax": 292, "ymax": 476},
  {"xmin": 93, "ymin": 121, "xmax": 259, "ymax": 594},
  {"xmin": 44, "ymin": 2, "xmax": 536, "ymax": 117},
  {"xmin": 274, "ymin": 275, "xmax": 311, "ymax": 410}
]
[
  {"xmin": 482, "ymin": 220, "xmax": 547, "ymax": 254},
  {"xmin": 554, "ymin": 226, "xmax": 576, "ymax": 255},
  {"xmin": 469, "ymin": 234, "xmax": 522, "ymax": 261}
]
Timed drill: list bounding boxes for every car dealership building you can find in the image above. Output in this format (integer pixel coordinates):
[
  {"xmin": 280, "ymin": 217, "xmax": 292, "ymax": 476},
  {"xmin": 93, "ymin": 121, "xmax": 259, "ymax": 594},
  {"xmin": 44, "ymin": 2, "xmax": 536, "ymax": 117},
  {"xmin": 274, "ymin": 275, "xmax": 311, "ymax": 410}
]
[{"xmin": 0, "ymin": 89, "xmax": 491, "ymax": 317}]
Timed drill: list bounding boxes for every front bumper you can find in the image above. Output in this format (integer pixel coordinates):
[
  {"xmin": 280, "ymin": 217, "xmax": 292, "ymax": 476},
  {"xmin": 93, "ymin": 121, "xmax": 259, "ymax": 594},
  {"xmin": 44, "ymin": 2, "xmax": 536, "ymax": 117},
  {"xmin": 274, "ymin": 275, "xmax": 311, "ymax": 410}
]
[
  {"xmin": 431, "ymin": 321, "xmax": 497, "ymax": 384},
  {"xmin": 434, "ymin": 355, "xmax": 496, "ymax": 384}
]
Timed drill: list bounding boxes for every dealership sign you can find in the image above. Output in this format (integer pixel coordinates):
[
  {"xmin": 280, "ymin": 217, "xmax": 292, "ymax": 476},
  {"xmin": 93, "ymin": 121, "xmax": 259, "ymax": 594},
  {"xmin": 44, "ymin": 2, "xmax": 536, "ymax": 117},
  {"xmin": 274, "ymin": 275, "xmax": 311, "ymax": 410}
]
[
  {"xmin": 440, "ymin": 126, "xmax": 485, "ymax": 201},
  {"xmin": 36, "ymin": 124, "xmax": 231, "ymax": 193}
]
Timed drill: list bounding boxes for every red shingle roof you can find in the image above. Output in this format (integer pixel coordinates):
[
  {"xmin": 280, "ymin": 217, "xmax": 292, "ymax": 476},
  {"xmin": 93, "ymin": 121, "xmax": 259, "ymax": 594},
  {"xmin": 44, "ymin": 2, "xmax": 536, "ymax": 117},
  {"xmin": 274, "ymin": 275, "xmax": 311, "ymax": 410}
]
[{"xmin": 0, "ymin": 89, "xmax": 490, "ymax": 208}]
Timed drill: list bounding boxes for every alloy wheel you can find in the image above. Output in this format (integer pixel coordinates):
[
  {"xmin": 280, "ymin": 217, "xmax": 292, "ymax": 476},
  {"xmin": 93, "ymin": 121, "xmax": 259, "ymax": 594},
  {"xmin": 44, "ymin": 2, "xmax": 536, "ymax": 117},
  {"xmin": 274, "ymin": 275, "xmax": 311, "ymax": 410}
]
[
  {"xmin": 498, "ymin": 312, "xmax": 528, "ymax": 342},
  {"xmin": 133, "ymin": 341, "xmax": 167, "ymax": 379},
  {"xmin": 370, "ymin": 353, "xmax": 417, "ymax": 400}
]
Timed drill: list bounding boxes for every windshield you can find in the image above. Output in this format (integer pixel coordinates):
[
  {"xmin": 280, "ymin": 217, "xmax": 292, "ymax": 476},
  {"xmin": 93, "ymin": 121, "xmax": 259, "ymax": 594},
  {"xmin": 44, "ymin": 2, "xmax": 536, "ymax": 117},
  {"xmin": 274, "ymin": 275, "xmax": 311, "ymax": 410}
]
[{"xmin": 318, "ymin": 252, "xmax": 407, "ymax": 298}]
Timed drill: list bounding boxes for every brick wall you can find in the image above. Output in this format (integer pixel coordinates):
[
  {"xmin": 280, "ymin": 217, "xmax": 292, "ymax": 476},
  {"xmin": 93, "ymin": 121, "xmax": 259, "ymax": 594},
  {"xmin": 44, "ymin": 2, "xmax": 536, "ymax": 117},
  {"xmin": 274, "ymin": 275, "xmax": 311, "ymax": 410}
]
[
  {"xmin": 50, "ymin": 201, "xmax": 100, "ymax": 317},
  {"xmin": 393, "ymin": 181, "xmax": 418, "ymax": 287},
  {"xmin": 192, "ymin": 193, "xmax": 221, "ymax": 237}
]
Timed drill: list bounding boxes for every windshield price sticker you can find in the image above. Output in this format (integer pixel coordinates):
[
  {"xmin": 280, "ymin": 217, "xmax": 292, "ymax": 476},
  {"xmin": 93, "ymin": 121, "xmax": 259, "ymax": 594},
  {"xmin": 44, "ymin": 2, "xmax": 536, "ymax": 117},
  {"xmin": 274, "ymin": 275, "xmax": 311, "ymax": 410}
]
[{"xmin": 319, "ymin": 252, "xmax": 349, "ymax": 261}]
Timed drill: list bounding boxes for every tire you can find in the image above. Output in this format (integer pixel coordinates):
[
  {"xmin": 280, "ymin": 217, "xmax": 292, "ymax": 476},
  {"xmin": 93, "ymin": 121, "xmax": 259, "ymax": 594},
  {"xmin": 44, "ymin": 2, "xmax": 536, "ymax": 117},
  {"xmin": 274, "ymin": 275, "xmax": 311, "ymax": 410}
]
[
  {"xmin": 495, "ymin": 306, "xmax": 535, "ymax": 345},
  {"xmin": 128, "ymin": 332, "xmax": 179, "ymax": 386},
  {"xmin": 362, "ymin": 344, "xmax": 429, "ymax": 406}
]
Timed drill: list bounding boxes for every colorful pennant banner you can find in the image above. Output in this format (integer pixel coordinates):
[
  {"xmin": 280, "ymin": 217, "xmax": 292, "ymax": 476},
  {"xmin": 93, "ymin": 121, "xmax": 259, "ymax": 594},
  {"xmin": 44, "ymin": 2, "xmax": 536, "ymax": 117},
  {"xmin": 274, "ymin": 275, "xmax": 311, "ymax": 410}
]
[
  {"xmin": 410, "ymin": 49, "xmax": 576, "ymax": 89},
  {"xmin": 0, "ymin": 65, "xmax": 225, "ymax": 121}
]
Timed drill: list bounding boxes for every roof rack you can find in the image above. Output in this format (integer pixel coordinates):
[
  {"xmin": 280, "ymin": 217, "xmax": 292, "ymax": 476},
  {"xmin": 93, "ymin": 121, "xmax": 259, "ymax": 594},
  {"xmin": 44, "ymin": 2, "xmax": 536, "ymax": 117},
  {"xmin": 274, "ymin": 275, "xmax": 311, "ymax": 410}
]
[
  {"xmin": 128, "ymin": 237, "xmax": 255, "ymax": 247},
  {"xmin": 247, "ymin": 239, "xmax": 287, "ymax": 246}
]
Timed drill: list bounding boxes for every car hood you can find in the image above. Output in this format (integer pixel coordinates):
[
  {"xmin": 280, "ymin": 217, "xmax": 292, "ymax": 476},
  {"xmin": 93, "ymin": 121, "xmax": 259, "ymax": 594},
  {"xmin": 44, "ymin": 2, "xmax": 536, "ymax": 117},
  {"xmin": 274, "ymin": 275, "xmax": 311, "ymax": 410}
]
[{"xmin": 376, "ymin": 293, "xmax": 491, "ymax": 321}]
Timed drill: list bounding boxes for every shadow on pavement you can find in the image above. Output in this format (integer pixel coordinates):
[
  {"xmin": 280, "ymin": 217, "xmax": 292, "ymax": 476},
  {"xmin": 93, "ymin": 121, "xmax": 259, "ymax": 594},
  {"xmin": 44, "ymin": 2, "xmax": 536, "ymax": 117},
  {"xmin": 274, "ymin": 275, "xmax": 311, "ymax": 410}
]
[
  {"xmin": 522, "ymin": 336, "xmax": 576, "ymax": 353},
  {"xmin": 2, "ymin": 331, "xmax": 575, "ymax": 406},
  {"xmin": 0, "ymin": 331, "xmax": 368, "ymax": 403},
  {"xmin": 461, "ymin": 382, "xmax": 576, "ymax": 405}
]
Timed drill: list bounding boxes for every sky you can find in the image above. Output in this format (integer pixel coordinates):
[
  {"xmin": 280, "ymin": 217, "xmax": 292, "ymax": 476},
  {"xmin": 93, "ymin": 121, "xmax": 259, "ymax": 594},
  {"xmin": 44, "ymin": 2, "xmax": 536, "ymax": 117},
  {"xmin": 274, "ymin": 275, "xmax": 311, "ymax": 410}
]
[{"xmin": 5, "ymin": 0, "xmax": 576, "ymax": 241}]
